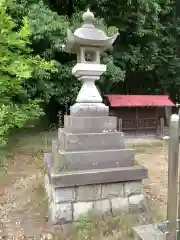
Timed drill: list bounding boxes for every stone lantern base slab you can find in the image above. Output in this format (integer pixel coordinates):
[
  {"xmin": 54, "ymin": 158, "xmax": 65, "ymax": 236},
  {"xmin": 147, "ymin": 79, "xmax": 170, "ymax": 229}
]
[
  {"xmin": 70, "ymin": 102, "xmax": 109, "ymax": 117},
  {"xmin": 133, "ymin": 224, "xmax": 166, "ymax": 240},
  {"xmin": 47, "ymin": 167, "xmax": 147, "ymax": 188}
]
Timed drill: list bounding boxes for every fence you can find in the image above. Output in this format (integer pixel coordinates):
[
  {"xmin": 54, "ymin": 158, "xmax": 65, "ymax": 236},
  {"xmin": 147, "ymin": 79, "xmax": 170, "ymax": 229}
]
[{"xmin": 117, "ymin": 118, "xmax": 164, "ymax": 138}]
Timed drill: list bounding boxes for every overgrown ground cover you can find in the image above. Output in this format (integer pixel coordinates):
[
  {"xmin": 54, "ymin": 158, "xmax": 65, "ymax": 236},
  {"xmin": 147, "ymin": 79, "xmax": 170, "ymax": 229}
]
[{"xmin": 0, "ymin": 130, "xmax": 168, "ymax": 239}]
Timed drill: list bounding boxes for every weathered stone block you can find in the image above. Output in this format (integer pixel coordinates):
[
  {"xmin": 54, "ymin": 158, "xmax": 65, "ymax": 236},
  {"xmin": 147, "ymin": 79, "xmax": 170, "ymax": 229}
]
[
  {"xmin": 73, "ymin": 201, "xmax": 93, "ymax": 220},
  {"xmin": 133, "ymin": 224, "xmax": 166, "ymax": 240},
  {"xmin": 58, "ymin": 128, "xmax": 125, "ymax": 151},
  {"xmin": 64, "ymin": 115, "xmax": 117, "ymax": 133},
  {"xmin": 93, "ymin": 199, "xmax": 111, "ymax": 213},
  {"xmin": 101, "ymin": 183, "xmax": 124, "ymax": 199},
  {"xmin": 76, "ymin": 185, "xmax": 101, "ymax": 201},
  {"xmin": 111, "ymin": 197, "xmax": 129, "ymax": 213},
  {"xmin": 124, "ymin": 181, "xmax": 143, "ymax": 197},
  {"xmin": 50, "ymin": 165, "xmax": 148, "ymax": 187},
  {"xmin": 129, "ymin": 194, "xmax": 146, "ymax": 213},
  {"xmin": 52, "ymin": 187, "xmax": 75, "ymax": 203},
  {"xmin": 55, "ymin": 148, "xmax": 134, "ymax": 172},
  {"xmin": 49, "ymin": 202, "xmax": 72, "ymax": 224}
]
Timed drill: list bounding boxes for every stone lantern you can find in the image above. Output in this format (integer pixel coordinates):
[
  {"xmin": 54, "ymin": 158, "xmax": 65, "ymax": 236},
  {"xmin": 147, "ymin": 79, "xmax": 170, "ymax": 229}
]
[
  {"xmin": 66, "ymin": 9, "xmax": 118, "ymax": 116},
  {"xmin": 44, "ymin": 9, "xmax": 148, "ymax": 225}
]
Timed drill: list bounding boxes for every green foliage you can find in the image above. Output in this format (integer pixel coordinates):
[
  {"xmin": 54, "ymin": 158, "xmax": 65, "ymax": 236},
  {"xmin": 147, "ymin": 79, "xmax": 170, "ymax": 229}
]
[
  {"xmin": 89, "ymin": 0, "xmax": 179, "ymax": 96},
  {"xmin": 5, "ymin": 0, "xmax": 180, "ymax": 121},
  {"xmin": 69, "ymin": 0, "xmax": 180, "ymax": 97},
  {"xmin": 7, "ymin": 0, "xmax": 125, "ymax": 108},
  {"xmin": 0, "ymin": 0, "xmax": 55, "ymax": 147},
  {"xmin": 8, "ymin": 0, "xmax": 77, "ymax": 105}
]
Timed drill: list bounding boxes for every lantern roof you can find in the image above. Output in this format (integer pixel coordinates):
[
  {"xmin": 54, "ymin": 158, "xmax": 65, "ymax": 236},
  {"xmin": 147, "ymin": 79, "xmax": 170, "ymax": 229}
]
[{"xmin": 66, "ymin": 9, "xmax": 119, "ymax": 54}]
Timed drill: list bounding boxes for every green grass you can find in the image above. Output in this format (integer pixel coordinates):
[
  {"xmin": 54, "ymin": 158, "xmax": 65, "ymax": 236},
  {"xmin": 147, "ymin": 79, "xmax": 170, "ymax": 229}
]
[
  {"xmin": 69, "ymin": 206, "xmax": 164, "ymax": 240},
  {"xmin": 127, "ymin": 140, "xmax": 167, "ymax": 154}
]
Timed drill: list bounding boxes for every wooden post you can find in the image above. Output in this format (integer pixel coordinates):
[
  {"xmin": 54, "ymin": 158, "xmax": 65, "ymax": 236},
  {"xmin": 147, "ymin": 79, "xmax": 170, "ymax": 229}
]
[
  {"xmin": 135, "ymin": 107, "xmax": 138, "ymax": 136},
  {"xmin": 176, "ymin": 103, "xmax": 180, "ymax": 116},
  {"xmin": 160, "ymin": 118, "xmax": 164, "ymax": 138},
  {"xmin": 118, "ymin": 118, "xmax": 123, "ymax": 132},
  {"xmin": 166, "ymin": 114, "xmax": 179, "ymax": 240}
]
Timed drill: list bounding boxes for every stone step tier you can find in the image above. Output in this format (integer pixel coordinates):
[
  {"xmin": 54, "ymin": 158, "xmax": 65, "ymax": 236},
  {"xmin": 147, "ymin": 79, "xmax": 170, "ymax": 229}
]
[
  {"xmin": 64, "ymin": 115, "xmax": 117, "ymax": 133},
  {"xmin": 58, "ymin": 128, "xmax": 125, "ymax": 151},
  {"xmin": 52, "ymin": 148, "xmax": 134, "ymax": 171},
  {"xmin": 45, "ymin": 153, "xmax": 147, "ymax": 188}
]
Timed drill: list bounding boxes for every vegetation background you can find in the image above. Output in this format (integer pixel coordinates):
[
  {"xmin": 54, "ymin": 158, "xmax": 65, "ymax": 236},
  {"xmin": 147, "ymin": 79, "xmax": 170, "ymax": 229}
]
[{"xmin": 0, "ymin": 0, "xmax": 179, "ymax": 148}]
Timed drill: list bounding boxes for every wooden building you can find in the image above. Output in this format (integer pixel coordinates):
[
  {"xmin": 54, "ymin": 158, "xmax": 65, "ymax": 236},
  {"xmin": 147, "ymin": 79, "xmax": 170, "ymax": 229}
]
[{"xmin": 104, "ymin": 95, "xmax": 175, "ymax": 138}]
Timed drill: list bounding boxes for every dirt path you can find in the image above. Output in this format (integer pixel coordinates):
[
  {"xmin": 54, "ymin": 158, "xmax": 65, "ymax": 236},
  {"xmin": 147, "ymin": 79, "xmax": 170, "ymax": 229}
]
[
  {"xmin": 134, "ymin": 141, "xmax": 168, "ymax": 218},
  {"xmin": 0, "ymin": 131, "xmax": 63, "ymax": 239},
  {"xmin": 0, "ymin": 134, "xmax": 168, "ymax": 238},
  {"xmin": 138, "ymin": 150, "xmax": 168, "ymax": 204},
  {"xmin": 0, "ymin": 151, "xmax": 50, "ymax": 238}
]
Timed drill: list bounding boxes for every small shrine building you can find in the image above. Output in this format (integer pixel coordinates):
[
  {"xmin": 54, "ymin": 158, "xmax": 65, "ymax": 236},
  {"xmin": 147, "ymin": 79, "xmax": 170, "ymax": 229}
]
[{"xmin": 104, "ymin": 94, "xmax": 175, "ymax": 138}]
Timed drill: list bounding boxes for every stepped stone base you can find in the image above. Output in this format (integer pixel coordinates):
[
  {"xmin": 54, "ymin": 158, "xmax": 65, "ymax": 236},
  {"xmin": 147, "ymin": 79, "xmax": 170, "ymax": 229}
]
[
  {"xmin": 44, "ymin": 113, "xmax": 148, "ymax": 224},
  {"xmin": 45, "ymin": 173, "xmax": 147, "ymax": 224}
]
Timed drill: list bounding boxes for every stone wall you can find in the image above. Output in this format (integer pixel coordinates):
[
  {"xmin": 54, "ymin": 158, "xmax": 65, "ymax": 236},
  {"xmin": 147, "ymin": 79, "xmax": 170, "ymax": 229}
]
[{"xmin": 45, "ymin": 174, "xmax": 146, "ymax": 224}]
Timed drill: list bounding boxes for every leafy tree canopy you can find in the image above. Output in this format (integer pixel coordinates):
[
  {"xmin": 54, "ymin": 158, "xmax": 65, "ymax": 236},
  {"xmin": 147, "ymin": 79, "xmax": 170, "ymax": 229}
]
[
  {"xmin": 2, "ymin": 0, "xmax": 180, "ymax": 131},
  {"xmin": 0, "ymin": 0, "xmax": 56, "ymax": 147},
  {"xmin": 7, "ymin": 0, "xmax": 125, "ymax": 106}
]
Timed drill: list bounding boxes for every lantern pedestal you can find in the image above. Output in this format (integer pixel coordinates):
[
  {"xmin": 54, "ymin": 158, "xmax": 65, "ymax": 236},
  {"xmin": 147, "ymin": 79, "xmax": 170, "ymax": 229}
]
[
  {"xmin": 76, "ymin": 79, "xmax": 102, "ymax": 103},
  {"xmin": 72, "ymin": 63, "xmax": 106, "ymax": 103},
  {"xmin": 71, "ymin": 63, "xmax": 108, "ymax": 116}
]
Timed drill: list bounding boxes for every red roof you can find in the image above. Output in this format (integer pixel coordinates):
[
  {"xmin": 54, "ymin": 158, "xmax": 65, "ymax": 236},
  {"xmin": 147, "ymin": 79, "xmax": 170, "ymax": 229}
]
[{"xmin": 105, "ymin": 95, "xmax": 175, "ymax": 107}]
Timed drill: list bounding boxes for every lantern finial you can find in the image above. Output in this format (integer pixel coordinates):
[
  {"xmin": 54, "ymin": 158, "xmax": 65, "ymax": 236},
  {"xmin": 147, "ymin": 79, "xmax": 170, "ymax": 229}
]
[{"xmin": 82, "ymin": 8, "xmax": 95, "ymax": 23}]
